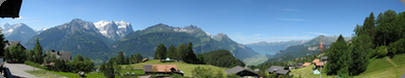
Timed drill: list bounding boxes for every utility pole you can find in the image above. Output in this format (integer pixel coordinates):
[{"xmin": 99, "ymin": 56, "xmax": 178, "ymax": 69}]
[{"xmin": 320, "ymin": 38, "xmax": 323, "ymax": 78}]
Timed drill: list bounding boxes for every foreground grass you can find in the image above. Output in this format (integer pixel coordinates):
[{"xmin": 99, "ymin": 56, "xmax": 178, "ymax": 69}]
[
  {"xmin": 291, "ymin": 54, "xmax": 405, "ymax": 78},
  {"xmin": 355, "ymin": 54, "xmax": 405, "ymax": 78},
  {"xmin": 28, "ymin": 69, "xmax": 105, "ymax": 78},
  {"xmin": 290, "ymin": 65, "xmax": 334, "ymax": 78},
  {"xmin": 123, "ymin": 60, "xmax": 228, "ymax": 77}
]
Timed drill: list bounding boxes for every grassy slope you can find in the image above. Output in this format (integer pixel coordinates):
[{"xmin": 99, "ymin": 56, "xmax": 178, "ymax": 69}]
[
  {"xmin": 290, "ymin": 65, "xmax": 333, "ymax": 78},
  {"xmin": 123, "ymin": 60, "xmax": 228, "ymax": 77},
  {"xmin": 355, "ymin": 54, "xmax": 405, "ymax": 78},
  {"xmin": 290, "ymin": 54, "xmax": 405, "ymax": 78}
]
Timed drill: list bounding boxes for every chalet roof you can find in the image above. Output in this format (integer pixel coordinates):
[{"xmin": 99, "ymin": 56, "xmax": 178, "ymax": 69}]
[
  {"xmin": 315, "ymin": 62, "xmax": 324, "ymax": 66},
  {"xmin": 225, "ymin": 66, "xmax": 259, "ymax": 76},
  {"xmin": 302, "ymin": 62, "xmax": 312, "ymax": 67},
  {"xmin": 45, "ymin": 51, "xmax": 71, "ymax": 61},
  {"xmin": 312, "ymin": 59, "xmax": 320, "ymax": 63},
  {"xmin": 225, "ymin": 66, "xmax": 245, "ymax": 74},
  {"xmin": 276, "ymin": 70, "xmax": 290, "ymax": 75},
  {"xmin": 267, "ymin": 66, "xmax": 290, "ymax": 75},
  {"xmin": 144, "ymin": 64, "xmax": 178, "ymax": 73},
  {"xmin": 267, "ymin": 66, "xmax": 284, "ymax": 72},
  {"xmin": 4, "ymin": 41, "xmax": 22, "ymax": 49},
  {"xmin": 142, "ymin": 58, "xmax": 149, "ymax": 62},
  {"xmin": 58, "ymin": 52, "xmax": 71, "ymax": 61}
]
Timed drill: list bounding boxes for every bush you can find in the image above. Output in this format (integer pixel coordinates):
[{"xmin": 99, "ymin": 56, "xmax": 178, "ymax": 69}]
[
  {"xmin": 389, "ymin": 39, "xmax": 405, "ymax": 55},
  {"xmin": 375, "ymin": 46, "xmax": 388, "ymax": 58},
  {"xmin": 24, "ymin": 61, "xmax": 46, "ymax": 69}
]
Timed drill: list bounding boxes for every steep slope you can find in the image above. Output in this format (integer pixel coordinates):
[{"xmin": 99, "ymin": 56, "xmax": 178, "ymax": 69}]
[
  {"xmin": 94, "ymin": 20, "xmax": 133, "ymax": 40},
  {"xmin": 1, "ymin": 23, "xmax": 37, "ymax": 43},
  {"xmin": 113, "ymin": 24, "xmax": 258, "ymax": 60},
  {"xmin": 24, "ymin": 19, "xmax": 112, "ymax": 59},
  {"xmin": 246, "ymin": 40, "xmax": 306, "ymax": 55}
]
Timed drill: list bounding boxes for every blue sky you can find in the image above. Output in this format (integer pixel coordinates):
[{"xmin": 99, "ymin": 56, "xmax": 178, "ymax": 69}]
[{"xmin": 1, "ymin": 0, "xmax": 404, "ymax": 44}]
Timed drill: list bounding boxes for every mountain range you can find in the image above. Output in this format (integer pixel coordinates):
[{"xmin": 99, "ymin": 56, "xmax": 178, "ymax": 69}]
[
  {"xmin": 246, "ymin": 40, "xmax": 307, "ymax": 55},
  {"xmin": 266, "ymin": 35, "xmax": 351, "ymax": 62},
  {"xmin": 1, "ymin": 18, "xmax": 258, "ymax": 60},
  {"xmin": 1, "ymin": 23, "xmax": 37, "ymax": 43}
]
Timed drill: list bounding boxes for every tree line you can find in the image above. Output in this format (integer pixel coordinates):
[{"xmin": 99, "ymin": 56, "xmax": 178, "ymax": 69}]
[
  {"xmin": 154, "ymin": 42, "xmax": 245, "ymax": 67},
  {"xmin": 0, "ymin": 33, "xmax": 96, "ymax": 73},
  {"xmin": 325, "ymin": 10, "xmax": 405, "ymax": 77},
  {"xmin": 154, "ymin": 42, "xmax": 202, "ymax": 64}
]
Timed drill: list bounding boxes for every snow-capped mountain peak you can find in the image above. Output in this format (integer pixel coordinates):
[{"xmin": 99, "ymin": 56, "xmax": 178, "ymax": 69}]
[
  {"xmin": 1, "ymin": 23, "xmax": 37, "ymax": 42},
  {"xmin": 94, "ymin": 20, "xmax": 133, "ymax": 40}
]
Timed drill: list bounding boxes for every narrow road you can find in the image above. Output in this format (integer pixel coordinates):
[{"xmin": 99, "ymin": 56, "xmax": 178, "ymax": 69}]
[{"xmin": 4, "ymin": 63, "xmax": 39, "ymax": 78}]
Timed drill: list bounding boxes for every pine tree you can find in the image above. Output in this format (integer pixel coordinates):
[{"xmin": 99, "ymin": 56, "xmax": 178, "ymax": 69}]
[
  {"xmin": 349, "ymin": 34, "xmax": 372, "ymax": 75},
  {"xmin": 133, "ymin": 53, "xmax": 143, "ymax": 63},
  {"xmin": 167, "ymin": 45, "xmax": 177, "ymax": 59},
  {"xmin": 117, "ymin": 51, "xmax": 125, "ymax": 64},
  {"xmin": 360, "ymin": 13, "xmax": 376, "ymax": 47},
  {"xmin": 154, "ymin": 44, "xmax": 167, "ymax": 59},
  {"xmin": 376, "ymin": 10, "xmax": 398, "ymax": 46},
  {"xmin": 176, "ymin": 44, "xmax": 187, "ymax": 60},
  {"xmin": 183, "ymin": 42, "xmax": 199, "ymax": 64},
  {"xmin": 33, "ymin": 39, "xmax": 43, "ymax": 63},
  {"xmin": 325, "ymin": 35, "xmax": 348, "ymax": 75}
]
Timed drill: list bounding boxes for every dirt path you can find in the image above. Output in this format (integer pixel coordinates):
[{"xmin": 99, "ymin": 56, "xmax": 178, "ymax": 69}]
[
  {"xmin": 385, "ymin": 57, "xmax": 398, "ymax": 67},
  {"xmin": 4, "ymin": 63, "xmax": 39, "ymax": 78}
]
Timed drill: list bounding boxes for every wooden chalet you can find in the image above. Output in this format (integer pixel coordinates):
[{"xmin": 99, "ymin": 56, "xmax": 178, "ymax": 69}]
[
  {"xmin": 268, "ymin": 66, "xmax": 290, "ymax": 75},
  {"xmin": 143, "ymin": 64, "xmax": 183, "ymax": 76},
  {"xmin": 225, "ymin": 66, "xmax": 260, "ymax": 78}
]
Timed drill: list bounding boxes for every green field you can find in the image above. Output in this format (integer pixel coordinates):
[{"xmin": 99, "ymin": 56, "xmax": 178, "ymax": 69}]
[
  {"xmin": 355, "ymin": 54, "xmax": 405, "ymax": 78},
  {"xmin": 290, "ymin": 65, "xmax": 334, "ymax": 78},
  {"xmin": 123, "ymin": 60, "xmax": 228, "ymax": 77},
  {"xmin": 290, "ymin": 54, "xmax": 405, "ymax": 78},
  {"xmin": 28, "ymin": 70, "xmax": 105, "ymax": 78}
]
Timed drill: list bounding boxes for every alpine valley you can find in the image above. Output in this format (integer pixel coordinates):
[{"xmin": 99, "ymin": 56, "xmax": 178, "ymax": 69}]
[{"xmin": 2, "ymin": 18, "xmax": 258, "ymax": 61}]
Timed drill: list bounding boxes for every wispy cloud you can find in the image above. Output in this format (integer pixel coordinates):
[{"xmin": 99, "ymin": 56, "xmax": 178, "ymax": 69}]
[{"xmin": 277, "ymin": 18, "xmax": 309, "ymax": 22}]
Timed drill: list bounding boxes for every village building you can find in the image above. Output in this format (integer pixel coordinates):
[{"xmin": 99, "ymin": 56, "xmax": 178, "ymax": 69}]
[
  {"xmin": 267, "ymin": 66, "xmax": 290, "ymax": 75},
  {"xmin": 302, "ymin": 62, "xmax": 312, "ymax": 67},
  {"xmin": 312, "ymin": 59, "xmax": 320, "ymax": 63},
  {"xmin": 225, "ymin": 66, "xmax": 260, "ymax": 78},
  {"xmin": 44, "ymin": 50, "xmax": 72, "ymax": 61},
  {"xmin": 4, "ymin": 41, "xmax": 24, "ymax": 49},
  {"xmin": 142, "ymin": 58, "xmax": 149, "ymax": 62},
  {"xmin": 143, "ymin": 64, "xmax": 184, "ymax": 76},
  {"xmin": 321, "ymin": 56, "xmax": 328, "ymax": 63}
]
